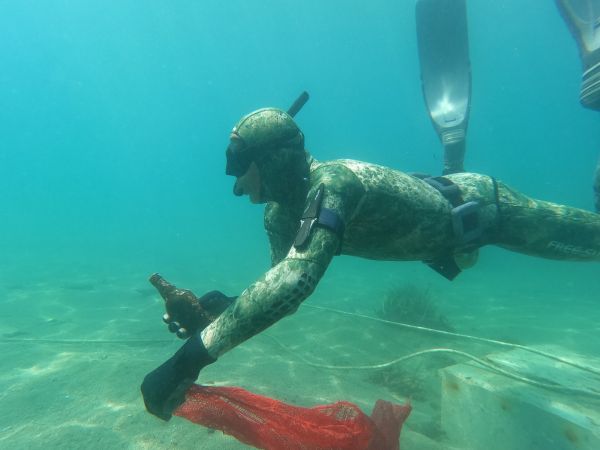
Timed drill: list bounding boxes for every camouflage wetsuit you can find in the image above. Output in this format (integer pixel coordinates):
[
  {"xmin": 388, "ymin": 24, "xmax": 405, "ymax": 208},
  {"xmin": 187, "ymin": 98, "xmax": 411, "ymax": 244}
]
[
  {"xmin": 141, "ymin": 108, "xmax": 600, "ymax": 421},
  {"xmin": 200, "ymin": 155, "xmax": 600, "ymax": 358}
]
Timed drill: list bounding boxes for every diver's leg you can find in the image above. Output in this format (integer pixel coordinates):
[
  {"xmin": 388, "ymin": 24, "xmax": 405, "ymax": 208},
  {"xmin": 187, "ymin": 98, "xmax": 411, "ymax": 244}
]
[
  {"xmin": 443, "ymin": 140, "xmax": 466, "ymax": 175},
  {"xmin": 495, "ymin": 182, "xmax": 600, "ymax": 260},
  {"xmin": 556, "ymin": 1, "xmax": 600, "ymax": 210}
]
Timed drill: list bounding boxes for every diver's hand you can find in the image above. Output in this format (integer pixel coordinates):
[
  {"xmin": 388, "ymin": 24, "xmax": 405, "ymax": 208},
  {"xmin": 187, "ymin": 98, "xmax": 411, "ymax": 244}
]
[
  {"xmin": 149, "ymin": 273, "xmax": 234, "ymax": 339},
  {"xmin": 141, "ymin": 334, "xmax": 216, "ymax": 421}
]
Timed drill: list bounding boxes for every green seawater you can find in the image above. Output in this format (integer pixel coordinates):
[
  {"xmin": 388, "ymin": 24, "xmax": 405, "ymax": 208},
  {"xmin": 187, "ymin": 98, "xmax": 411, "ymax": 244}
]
[{"xmin": 1, "ymin": 1, "xmax": 598, "ymax": 449}]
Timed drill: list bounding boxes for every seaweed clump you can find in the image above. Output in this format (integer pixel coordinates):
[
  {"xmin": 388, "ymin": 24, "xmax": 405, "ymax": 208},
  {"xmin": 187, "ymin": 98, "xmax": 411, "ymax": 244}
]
[
  {"xmin": 376, "ymin": 284, "xmax": 453, "ymax": 332},
  {"xmin": 366, "ymin": 365, "xmax": 427, "ymax": 400}
]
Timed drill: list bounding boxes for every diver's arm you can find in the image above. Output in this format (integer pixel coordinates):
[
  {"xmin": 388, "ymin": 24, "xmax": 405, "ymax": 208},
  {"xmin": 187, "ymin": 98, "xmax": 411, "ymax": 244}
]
[
  {"xmin": 200, "ymin": 227, "xmax": 338, "ymax": 358},
  {"xmin": 201, "ymin": 166, "xmax": 364, "ymax": 358},
  {"xmin": 141, "ymin": 225, "xmax": 340, "ymax": 420}
]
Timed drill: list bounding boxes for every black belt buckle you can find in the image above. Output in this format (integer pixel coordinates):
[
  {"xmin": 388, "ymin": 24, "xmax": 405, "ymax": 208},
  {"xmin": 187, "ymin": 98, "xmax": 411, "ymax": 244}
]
[
  {"xmin": 451, "ymin": 201, "xmax": 482, "ymax": 245},
  {"xmin": 424, "ymin": 176, "xmax": 460, "ymax": 201}
]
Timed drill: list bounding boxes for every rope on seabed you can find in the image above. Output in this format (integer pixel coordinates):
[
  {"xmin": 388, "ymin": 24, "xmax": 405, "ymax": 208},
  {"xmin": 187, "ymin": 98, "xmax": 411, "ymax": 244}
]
[
  {"xmin": 302, "ymin": 304, "xmax": 600, "ymax": 378},
  {"xmin": 263, "ymin": 336, "xmax": 600, "ymax": 399},
  {"xmin": 3, "ymin": 304, "xmax": 600, "ymax": 397}
]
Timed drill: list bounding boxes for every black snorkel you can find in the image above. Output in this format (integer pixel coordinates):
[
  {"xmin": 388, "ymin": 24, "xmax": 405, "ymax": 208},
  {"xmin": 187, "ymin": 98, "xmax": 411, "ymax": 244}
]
[{"xmin": 287, "ymin": 91, "xmax": 310, "ymax": 118}]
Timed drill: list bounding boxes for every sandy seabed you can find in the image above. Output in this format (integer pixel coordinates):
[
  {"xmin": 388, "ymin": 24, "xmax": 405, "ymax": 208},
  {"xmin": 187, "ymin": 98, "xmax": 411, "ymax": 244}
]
[{"xmin": 1, "ymin": 250, "xmax": 599, "ymax": 449}]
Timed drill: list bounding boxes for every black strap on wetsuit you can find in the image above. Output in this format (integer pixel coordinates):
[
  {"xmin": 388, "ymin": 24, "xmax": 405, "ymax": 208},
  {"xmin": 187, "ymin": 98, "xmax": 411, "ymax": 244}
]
[
  {"xmin": 294, "ymin": 184, "xmax": 345, "ymax": 254},
  {"xmin": 412, "ymin": 174, "xmax": 483, "ymax": 280}
]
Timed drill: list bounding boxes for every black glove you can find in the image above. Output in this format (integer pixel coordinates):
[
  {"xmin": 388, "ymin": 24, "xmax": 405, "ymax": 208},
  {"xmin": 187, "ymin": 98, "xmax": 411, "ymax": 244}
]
[
  {"xmin": 198, "ymin": 290, "xmax": 236, "ymax": 317},
  {"xmin": 140, "ymin": 334, "xmax": 216, "ymax": 421},
  {"xmin": 149, "ymin": 273, "xmax": 236, "ymax": 339}
]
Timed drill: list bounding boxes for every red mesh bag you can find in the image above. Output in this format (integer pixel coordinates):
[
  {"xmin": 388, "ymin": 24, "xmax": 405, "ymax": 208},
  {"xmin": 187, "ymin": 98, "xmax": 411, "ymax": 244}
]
[{"xmin": 174, "ymin": 384, "xmax": 411, "ymax": 450}]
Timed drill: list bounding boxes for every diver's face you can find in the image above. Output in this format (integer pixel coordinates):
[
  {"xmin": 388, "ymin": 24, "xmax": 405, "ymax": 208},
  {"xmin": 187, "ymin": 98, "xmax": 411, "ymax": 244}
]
[{"xmin": 234, "ymin": 162, "xmax": 262, "ymax": 203}]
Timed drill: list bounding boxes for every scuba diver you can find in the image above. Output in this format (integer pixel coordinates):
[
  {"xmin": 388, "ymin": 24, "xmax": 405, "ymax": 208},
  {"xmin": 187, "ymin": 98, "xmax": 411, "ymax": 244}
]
[
  {"xmin": 141, "ymin": 104, "xmax": 600, "ymax": 421},
  {"xmin": 556, "ymin": 0, "xmax": 600, "ymax": 212}
]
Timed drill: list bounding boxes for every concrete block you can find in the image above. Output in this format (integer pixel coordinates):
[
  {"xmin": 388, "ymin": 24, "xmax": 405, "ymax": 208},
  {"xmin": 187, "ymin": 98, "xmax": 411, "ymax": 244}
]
[{"xmin": 440, "ymin": 348, "xmax": 600, "ymax": 450}]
